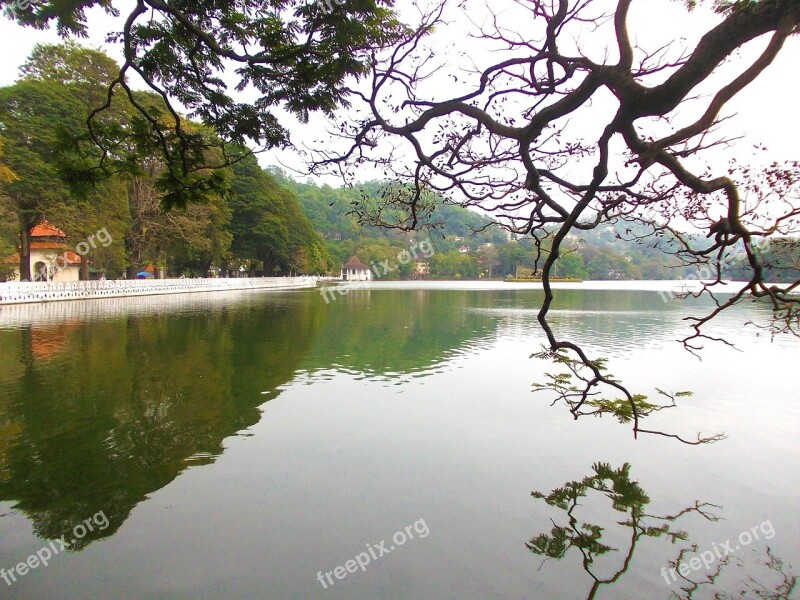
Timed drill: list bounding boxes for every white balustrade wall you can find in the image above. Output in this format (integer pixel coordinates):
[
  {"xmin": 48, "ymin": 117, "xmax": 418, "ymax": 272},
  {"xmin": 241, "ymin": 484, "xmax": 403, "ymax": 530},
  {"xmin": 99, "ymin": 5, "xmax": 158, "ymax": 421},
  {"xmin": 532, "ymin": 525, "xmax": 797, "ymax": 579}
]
[{"xmin": 0, "ymin": 277, "xmax": 317, "ymax": 305}]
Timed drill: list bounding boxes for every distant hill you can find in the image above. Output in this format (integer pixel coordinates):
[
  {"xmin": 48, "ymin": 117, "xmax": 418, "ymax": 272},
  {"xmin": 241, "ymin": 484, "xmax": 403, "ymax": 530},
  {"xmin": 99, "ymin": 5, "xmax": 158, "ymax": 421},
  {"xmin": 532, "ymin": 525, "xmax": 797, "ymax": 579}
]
[
  {"xmin": 272, "ymin": 171, "xmax": 507, "ymax": 246},
  {"xmin": 270, "ymin": 171, "xmax": 799, "ymax": 281}
]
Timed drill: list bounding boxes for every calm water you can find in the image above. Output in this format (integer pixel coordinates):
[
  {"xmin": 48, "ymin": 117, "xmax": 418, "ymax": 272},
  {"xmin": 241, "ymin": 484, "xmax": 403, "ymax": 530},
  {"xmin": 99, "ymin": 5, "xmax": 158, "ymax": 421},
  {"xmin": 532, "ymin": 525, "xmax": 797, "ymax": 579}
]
[{"xmin": 0, "ymin": 282, "xmax": 798, "ymax": 599}]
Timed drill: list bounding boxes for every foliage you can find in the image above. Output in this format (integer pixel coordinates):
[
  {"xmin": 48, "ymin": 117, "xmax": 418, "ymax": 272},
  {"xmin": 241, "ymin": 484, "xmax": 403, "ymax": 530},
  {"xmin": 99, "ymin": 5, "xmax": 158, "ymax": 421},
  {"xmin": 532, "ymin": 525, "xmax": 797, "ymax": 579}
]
[
  {"xmin": 4, "ymin": 0, "xmax": 407, "ymax": 201},
  {"xmin": 528, "ymin": 462, "xmax": 725, "ymax": 598},
  {"xmin": 283, "ymin": 173, "xmax": 696, "ymax": 278},
  {"xmin": 1, "ymin": 42, "xmax": 337, "ymax": 278},
  {"xmin": 228, "ymin": 153, "xmax": 330, "ymax": 275},
  {"xmin": 531, "ymin": 348, "xmax": 722, "ymax": 444},
  {"xmin": 0, "ymin": 79, "xmax": 91, "ymax": 279},
  {"xmin": 428, "ymin": 250, "xmax": 480, "ymax": 279},
  {"xmin": 529, "ymin": 463, "xmax": 690, "ymax": 559}
]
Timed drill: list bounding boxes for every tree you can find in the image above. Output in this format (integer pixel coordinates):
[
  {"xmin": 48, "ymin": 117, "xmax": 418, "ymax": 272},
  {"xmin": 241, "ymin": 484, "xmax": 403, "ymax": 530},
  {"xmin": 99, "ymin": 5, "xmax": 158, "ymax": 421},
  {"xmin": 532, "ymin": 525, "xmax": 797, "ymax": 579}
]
[
  {"xmin": 580, "ymin": 246, "xmax": 643, "ymax": 280},
  {"xmin": 498, "ymin": 244, "xmax": 528, "ymax": 277},
  {"xmin": 429, "ymin": 250, "xmax": 480, "ymax": 279},
  {"xmin": 166, "ymin": 199, "xmax": 233, "ymax": 277},
  {"xmin": 4, "ymin": 0, "xmax": 406, "ymax": 207},
  {"xmin": 310, "ymin": 0, "xmax": 800, "ymax": 443},
  {"xmin": 119, "ymin": 133, "xmax": 234, "ymax": 280},
  {"xmin": 20, "ymin": 41, "xmax": 122, "ymax": 112},
  {"xmin": 477, "ymin": 244, "xmax": 500, "ymax": 278},
  {"xmin": 18, "ymin": 42, "xmax": 131, "ymax": 279},
  {"xmin": 6, "ymin": 42, "xmax": 221, "ymax": 281},
  {"xmin": 555, "ymin": 252, "xmax": 589, "ymax": 280},
  {"xmin": 0, "ymin": 140, "xmax": 18, "ymax": 280},
  {"xmin": 228, "ymin": 153, "xmax": 330, "ymax": 275},
  {"xmin": 0, "ymin": 80, "xmax": 87, "ymax": 280},
  {"xmin": 0, "ymin": 140, "xmax": 16, "ymax": 185}
]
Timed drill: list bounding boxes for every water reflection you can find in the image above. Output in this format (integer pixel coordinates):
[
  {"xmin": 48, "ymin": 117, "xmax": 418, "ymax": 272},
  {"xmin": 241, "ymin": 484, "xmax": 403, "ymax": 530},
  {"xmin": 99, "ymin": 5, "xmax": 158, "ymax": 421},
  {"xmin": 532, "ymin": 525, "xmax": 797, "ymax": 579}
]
[
  {"xmin": 0, "ymin": 288, "xmax": 510, "ymax": 551},
  {"xmin": 0, "ymin": 293, "xmax": 323, "ymax": 547},
  {"xmin": 528, "ymin": 463, "xmax": 797, "ymax": 599},
  {"xmin": 0, "ymin": 284, "xmax": 796, "ymax": 582},
  {"xmin": 301, "ymin": 288, "xmax": 503, "ymax": 380},
  {"xmin": 468, "ymin": 288, "xmax": 793, "ymax": 356}
]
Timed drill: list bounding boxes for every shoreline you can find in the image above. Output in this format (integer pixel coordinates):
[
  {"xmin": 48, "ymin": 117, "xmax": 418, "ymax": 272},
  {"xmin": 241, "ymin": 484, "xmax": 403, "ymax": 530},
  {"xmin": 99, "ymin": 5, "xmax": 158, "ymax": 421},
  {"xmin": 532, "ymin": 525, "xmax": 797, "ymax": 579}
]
[{"xmin": 0, "ymin": 276, "xmax": 318, "ymax": 305}]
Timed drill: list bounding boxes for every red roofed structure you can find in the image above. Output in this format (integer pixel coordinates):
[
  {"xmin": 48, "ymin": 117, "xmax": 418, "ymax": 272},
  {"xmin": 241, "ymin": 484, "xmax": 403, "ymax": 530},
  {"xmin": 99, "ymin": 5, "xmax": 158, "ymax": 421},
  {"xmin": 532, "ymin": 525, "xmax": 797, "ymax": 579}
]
[
  {"xmin": 2, "ymin": 221, "xmax": 84, "ymax": 282},
  {"xmin": 29, "ymin": 221, "xmax": 67, "ymax": 238}
]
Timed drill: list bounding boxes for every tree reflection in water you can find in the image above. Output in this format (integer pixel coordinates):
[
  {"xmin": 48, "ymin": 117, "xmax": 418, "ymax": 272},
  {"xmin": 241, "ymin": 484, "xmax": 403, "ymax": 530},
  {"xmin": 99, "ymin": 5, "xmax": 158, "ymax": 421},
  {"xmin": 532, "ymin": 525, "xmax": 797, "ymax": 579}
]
[{"xmin": 528, "ymin": 463, "xmax": 796, "ymax": 599}]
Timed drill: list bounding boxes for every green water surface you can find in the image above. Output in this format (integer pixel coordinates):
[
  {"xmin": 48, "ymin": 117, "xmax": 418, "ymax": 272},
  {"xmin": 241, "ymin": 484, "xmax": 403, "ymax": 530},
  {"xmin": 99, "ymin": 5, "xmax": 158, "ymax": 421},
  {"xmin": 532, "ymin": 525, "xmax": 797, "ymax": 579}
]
[{"xmin": 0, "ymin": 282, "xmax": 797, "ymax": 599}]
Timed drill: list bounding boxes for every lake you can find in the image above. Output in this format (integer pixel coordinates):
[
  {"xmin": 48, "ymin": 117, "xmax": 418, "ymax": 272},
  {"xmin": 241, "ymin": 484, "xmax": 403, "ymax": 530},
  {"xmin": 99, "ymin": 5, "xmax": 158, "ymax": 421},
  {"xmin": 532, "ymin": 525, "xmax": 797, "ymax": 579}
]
[{"xmin": 0, "ymin": 281, "xmax": 798, "ymax": 599}]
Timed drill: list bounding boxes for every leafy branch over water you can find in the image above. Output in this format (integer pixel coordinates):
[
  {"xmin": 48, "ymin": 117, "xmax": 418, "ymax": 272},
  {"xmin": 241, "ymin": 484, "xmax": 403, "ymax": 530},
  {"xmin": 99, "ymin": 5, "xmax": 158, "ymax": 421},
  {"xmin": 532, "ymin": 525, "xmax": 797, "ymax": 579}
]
[{"xmin": 531, "ymin": 349, "xmax": 725, "ymax": 444}]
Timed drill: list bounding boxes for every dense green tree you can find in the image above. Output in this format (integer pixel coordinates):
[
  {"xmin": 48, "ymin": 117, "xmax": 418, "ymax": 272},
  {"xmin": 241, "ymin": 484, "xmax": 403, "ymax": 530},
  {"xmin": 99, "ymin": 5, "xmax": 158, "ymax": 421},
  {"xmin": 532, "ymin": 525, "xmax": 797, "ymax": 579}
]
[
  {"xmin": 119, "ymin": 125, "xmax": 232, "ymax": 278},
  {"xmin": 429, "ymin": 250, "xmax": 481, "ymax": 279},
  {"xmin": 555, "ymin": 252, "xmax": 589, "ymax": 280},
  {"xmin": 3, "ymin": 37, "xmax": 312, "ymax": 280},
  {"xmin": 579, "ymin": 246, "xmax": 643, "ymax": 280},
  {"xmin": 477, "ymin": 244, "xmax": 500, "ymax": 278},
  {"xmin": 0, "ymin": 80, "xmax": 87, "ymax": 280},
  {"xmin": 281, "ymin": 175, "xmax": 507, "ymax": 248},
  {"xmin": 497, "ymin": 244, "xmax": 528, "ymax": 278},
  {"xmin": 10, "ymin": 43, "xmax": 224, "ymax": 279},
  {"xmin": 5, "ymin": 43, "xmax": 133, "ymax": 279},
  {"xmin": 20, "ymin": 41, "xmax": 122, "ymax": 114},
  {"xmin": 228, "ymin": 154, "xmax": 329, "ymax": 275},
  {"xmin": 167, "ymin": 200, "xmax": 233, "ymax": 277},
  {"xmin": 0, "ymin": 141, "xmax": 17, "ymax": 280}
]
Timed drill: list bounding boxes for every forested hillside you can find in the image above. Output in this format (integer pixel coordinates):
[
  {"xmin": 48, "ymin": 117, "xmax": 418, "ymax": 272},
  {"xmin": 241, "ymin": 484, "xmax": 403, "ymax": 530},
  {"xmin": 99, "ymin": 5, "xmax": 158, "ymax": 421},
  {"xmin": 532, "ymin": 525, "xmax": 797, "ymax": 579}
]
[{"xmin": 277, "ymin": 172, "xmax": 799, "ymax": 281}]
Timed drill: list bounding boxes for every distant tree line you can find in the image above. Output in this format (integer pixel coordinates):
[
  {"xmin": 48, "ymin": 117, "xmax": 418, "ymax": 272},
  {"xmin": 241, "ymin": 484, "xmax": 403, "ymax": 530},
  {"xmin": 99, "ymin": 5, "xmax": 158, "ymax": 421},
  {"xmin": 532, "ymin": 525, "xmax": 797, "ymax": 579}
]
[{"xmin": 281, "ymin": 174, "xmax": 799, "ymax": 281}]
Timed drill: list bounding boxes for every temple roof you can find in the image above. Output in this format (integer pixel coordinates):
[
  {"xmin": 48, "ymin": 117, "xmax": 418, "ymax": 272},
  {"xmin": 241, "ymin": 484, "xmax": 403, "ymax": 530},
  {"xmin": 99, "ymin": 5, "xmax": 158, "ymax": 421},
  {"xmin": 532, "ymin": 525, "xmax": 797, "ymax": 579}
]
[
  {"xmin": 30, "ymin": 221, "xmax": 67, "ymax": 238},
  {"xmin": 342, "ymin": 256, "xmax": 370, "ymax": 271}
]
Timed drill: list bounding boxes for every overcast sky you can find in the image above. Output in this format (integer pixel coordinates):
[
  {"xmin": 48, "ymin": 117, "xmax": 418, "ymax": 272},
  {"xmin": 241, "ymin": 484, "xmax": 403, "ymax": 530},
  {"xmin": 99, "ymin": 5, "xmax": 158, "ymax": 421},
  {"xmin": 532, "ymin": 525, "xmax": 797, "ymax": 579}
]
[{"xmin": 1, "ymin": 0, "xmax": 798, "ymax": 183}]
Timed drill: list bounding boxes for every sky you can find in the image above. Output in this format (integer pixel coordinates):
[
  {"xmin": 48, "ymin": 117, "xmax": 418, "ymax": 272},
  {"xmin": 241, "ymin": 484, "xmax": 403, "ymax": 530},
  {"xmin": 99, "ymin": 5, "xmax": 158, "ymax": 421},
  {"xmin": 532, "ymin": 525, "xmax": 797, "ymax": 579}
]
[{"xmin": 1, "ymin": 0, "xmax": 798, "ymax": 186}]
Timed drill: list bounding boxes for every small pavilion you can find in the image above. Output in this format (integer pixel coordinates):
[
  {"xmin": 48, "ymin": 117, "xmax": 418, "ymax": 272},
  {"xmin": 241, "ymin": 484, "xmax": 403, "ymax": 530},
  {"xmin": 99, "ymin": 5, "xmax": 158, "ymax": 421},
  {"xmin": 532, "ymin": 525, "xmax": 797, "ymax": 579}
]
[{"xmin": 341, "ymin": 256, "xmax": 372, "ymax": 281}]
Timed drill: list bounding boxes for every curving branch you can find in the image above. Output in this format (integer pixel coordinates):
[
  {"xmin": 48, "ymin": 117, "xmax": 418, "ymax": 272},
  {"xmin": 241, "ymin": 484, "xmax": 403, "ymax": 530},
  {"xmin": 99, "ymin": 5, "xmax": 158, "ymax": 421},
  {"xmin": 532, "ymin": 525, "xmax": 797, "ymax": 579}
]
[{"xmin": 311, "ymin": 0, "xmax": 800, "ymax": 443}]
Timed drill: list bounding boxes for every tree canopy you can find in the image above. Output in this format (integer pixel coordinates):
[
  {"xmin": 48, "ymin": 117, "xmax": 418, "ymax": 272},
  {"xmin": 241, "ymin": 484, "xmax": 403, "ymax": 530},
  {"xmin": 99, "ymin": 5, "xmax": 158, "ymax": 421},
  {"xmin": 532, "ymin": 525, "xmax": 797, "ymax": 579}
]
[
  {"xmin": 0, "ymin": 42, "xmax": 331, "ymax": 279},
  {"xmin": 1, "ymin": 0, "xmax": 406, "ymax": 207}
]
